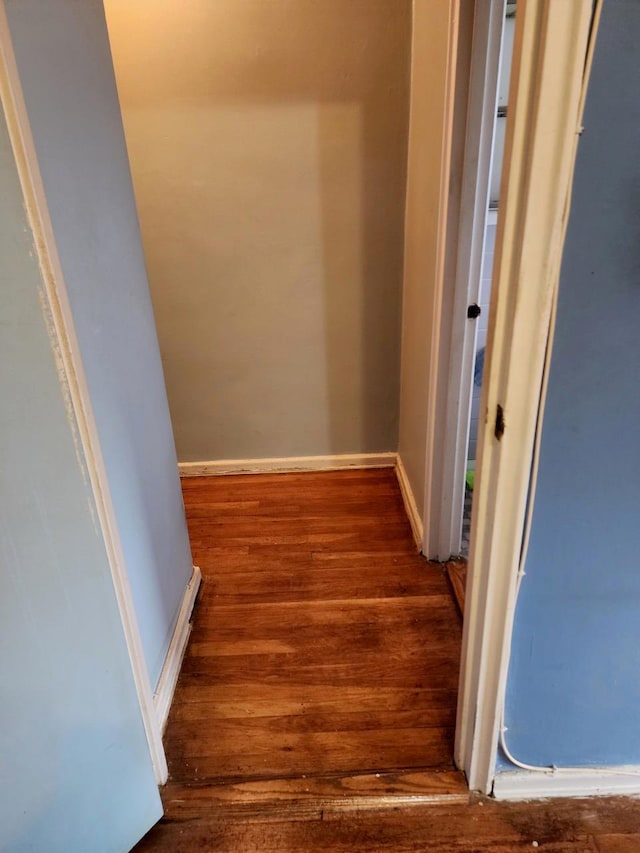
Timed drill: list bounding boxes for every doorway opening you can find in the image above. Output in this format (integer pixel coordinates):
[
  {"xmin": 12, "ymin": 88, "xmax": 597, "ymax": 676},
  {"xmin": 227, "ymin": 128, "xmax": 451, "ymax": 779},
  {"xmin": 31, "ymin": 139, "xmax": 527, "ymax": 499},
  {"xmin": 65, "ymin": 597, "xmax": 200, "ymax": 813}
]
[
  {"xmin": 444, "ymin": 2, "xmax": 515, "ymax": 617},
  {"xmin": 463, "ymin": 4, "xmax": 515, "ymax": 559},
  {"xmin": 101, "ymin": 0, "xmax": 519, "ymax": 816}
]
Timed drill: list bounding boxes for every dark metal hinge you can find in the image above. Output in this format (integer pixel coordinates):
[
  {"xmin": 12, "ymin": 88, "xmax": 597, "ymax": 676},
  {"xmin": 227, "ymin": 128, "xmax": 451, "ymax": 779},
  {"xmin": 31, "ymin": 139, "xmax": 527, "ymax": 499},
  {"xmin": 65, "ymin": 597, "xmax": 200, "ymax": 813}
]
[{"xmin": 494, "ymin": 404, "xmax": 505, "ymax": 441}]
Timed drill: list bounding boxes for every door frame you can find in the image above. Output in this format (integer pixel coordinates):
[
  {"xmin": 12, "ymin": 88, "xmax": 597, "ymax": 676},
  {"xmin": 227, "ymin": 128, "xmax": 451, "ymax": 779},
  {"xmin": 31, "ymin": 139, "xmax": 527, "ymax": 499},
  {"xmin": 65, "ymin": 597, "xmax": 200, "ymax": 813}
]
[
  {"xmin": 453, "ymin": 0, "xmax": 601, "ymax": 794},
  {"xmin": 0, "ymin": 2, "xmax": 167, "ymax": 785},
  {"xmin": 428, "ymin": 0, "xmax": 505, "ymax": 562},
  {"xmin": 0, "ymin": 0, "xmax": 601, "ymax": 800}
]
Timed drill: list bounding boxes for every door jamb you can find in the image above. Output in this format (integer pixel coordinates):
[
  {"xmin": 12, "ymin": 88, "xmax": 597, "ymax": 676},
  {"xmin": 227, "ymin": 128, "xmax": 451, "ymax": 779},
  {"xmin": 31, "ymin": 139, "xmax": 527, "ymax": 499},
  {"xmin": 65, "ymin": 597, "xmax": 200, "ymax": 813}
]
[
  {"xmin": 453, "ymin": 0, "xmax": 600, "ymax": 793},
  {"xmin": 430, "ymin": 0, "xmax": 505, "ymax": 561},
  {"xmin": 0, "ymin": 2, "xmax": 168, "ymax": 785}
]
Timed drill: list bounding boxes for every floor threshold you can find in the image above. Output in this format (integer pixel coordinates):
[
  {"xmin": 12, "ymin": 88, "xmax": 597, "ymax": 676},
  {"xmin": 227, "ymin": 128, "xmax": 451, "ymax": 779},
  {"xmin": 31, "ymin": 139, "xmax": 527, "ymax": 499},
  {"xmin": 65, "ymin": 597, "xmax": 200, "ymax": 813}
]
[{"xmin": 160, "ymin": 768, "xmax": 471, "ymax": 820}]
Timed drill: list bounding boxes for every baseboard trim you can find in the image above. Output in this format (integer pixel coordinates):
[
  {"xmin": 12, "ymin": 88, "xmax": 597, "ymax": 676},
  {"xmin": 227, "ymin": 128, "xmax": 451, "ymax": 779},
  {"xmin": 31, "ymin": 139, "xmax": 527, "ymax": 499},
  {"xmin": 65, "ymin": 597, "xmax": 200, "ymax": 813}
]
[
  {"xmin": 395, "ymin": 455, "xmax": 424, "ymax": 551},
  {"xmin": 493, "ymin": 768, "xmax": 640, "ymax": 801},
  {"xmin": 154, "ymin": 565, "xmax": 202, "ymax": 733},
  {"xmin": 178, "ymin": 453, "xmax": 397, "ymax": 477}
]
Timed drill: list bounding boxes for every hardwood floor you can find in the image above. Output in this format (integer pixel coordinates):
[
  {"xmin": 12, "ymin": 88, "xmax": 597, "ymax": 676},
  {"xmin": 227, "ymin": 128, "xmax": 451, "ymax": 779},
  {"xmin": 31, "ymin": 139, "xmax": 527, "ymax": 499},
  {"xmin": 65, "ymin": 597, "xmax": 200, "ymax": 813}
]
[
  {"xmin": 166, "ymin": 469, "xmax": 460, "ymax": 783},
  {"xmin": 136, "ymin": 794, "xmax": 640, "ymax": 851},
  {"xmin": 134, "ymin": 469, "xmax": 640, "ymax": 851}
]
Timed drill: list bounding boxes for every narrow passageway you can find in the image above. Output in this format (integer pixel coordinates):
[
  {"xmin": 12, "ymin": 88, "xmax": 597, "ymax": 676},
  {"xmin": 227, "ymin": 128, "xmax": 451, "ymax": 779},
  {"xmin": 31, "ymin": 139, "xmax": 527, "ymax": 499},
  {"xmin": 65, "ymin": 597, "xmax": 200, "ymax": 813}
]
[{"xmin": 164, "ymin": 469, "xmax": 462, "ymax": 785}]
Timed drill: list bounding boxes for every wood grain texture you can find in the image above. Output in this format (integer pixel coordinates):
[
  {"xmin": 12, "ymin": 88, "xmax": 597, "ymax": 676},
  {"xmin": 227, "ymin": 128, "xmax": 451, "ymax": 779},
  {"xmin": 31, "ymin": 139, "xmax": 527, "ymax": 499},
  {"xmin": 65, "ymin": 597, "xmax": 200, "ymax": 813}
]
[
  {"xmin": 446, "ymin": 559, "xmax": 467, "ymax": 615},
  {"xmin": 164, "ymin": 469, "xmax": 461, "ymax": 785},
  {"xmin": 157, "ymin": 769, "xmax": 469, "ymax": 820},
  {"xmin": 136, "ymin": 794, "xmax": 640, "ymax": 851},
  {"xmin": 594, "ymin": 835, "xmax": 640, "ymax": 852},
  {"xmin": 135, "ymin": 470, "xmax": 640, "ymax": 850}
]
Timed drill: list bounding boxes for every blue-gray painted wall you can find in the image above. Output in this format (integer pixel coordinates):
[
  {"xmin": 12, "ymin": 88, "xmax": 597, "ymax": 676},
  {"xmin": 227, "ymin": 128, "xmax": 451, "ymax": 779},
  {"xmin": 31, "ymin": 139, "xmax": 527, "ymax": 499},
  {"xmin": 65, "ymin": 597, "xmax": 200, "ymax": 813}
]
[
  {"xmin": 0, "ymin": 96, "xmax": 160, "ymax": 853},
  {"xmin": 503, "ymin": 0, "xmax": 640, "ymax": 768},
  {"xmin": 4, "ymin": 0, "xmax": 194, "ymax": 687}
]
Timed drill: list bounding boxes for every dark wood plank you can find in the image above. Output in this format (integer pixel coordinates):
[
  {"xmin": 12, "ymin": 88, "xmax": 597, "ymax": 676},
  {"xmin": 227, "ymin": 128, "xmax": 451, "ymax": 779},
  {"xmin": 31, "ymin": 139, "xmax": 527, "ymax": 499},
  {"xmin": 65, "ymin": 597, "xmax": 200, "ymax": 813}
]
[
  {"xmin": 135, "ymin": 795, "xmax": 640, "ymax": 852},
  {"xmin": 157, "ymin": 769, "xmax": 469, "ymax": 819},
  {"xmin": 165, "ymin": 726, "xmax": 455, "ymax": 781},
  {"xmin": 166, "ymin": 707, "xmax": 456, "ymax": 738},
  {"xmin": 169, "ymin": 684, "xmax": 458, "ymax": 717},
  {"xmin": 594, "ymin": 835, "xmax": 640, "ymax": 851},
  {"xmin": 199, "ymin": 566, "xmax": 447, "ymax": 604}
]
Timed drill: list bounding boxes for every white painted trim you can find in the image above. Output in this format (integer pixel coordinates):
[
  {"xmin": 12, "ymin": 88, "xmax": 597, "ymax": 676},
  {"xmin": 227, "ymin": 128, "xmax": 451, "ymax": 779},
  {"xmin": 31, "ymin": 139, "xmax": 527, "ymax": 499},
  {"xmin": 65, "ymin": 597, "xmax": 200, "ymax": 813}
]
[
  {"xmin": 455, "ymin": 0, "xmax": 599, "ymax": 795},
  {"xmin": 154, "ymin": 566, "xmax": 202, "ymax": 733},
  {"xmin": 395, "ymin": 456, "xmax": 423, "ymax": 551},
  {"xmin": 493, "ymin": 768, "xmax": 640, "ymax": 801},
  {"xmin": 0, "ymin": 4, "xmax": 167, "ymax": 784},
  {"xmin": 178, "ymin": 453, "xmax": 397, "ymax": 477},
  {"xmin": 419, "ymin": 0, "xmax": 460, "ymax": 559},
  {"xmin": 434, "ymin": 0, "xmax": 505, "ymax": 561}
]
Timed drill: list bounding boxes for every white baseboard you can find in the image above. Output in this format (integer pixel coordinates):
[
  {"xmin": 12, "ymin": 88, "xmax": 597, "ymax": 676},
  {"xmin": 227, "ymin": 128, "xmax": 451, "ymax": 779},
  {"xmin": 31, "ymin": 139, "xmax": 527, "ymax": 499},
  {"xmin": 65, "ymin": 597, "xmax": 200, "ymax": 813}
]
[
  {"xmin": 395, "ymin": 455, "xmax": 423, "ymax": 551},
  {"xmin": 493, "ymin": 767, "xmax": 640, "ymax": 800},
  {"xmin": 178, "ymin": 453, "xmax": 397, "ymax": 477},
  {"xmin": 154, "ymin": 565, "xmax": 202, "ymax": 733}
]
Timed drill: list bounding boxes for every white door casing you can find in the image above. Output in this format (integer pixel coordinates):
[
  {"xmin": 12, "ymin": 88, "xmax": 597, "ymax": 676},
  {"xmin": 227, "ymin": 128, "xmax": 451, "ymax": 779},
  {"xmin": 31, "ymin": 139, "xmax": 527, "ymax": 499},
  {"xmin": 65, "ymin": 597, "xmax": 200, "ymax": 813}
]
[
  {"xmin": 454, "ymin": 0, "xmax": 601, "ymax": 794},
  {"xmin": 429, "ymin": 0, "xmax": 506, "ymax": 562}
]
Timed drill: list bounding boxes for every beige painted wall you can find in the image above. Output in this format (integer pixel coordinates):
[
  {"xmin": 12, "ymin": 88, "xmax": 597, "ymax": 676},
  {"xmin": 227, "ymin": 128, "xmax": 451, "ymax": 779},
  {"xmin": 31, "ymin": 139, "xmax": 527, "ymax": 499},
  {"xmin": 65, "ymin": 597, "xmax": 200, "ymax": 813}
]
[
  {"xmin": 105, "ymin": 0, "xmax": 410, "ymax": 462},
  {"xmin": 398, "ymin": 0, "xmax": 460, "ymax": 523}
]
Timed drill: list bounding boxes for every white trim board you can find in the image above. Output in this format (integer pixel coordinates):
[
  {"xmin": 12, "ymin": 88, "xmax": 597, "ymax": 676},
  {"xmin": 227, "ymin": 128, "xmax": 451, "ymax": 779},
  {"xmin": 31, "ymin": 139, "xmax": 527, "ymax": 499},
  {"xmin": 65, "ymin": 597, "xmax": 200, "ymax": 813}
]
[
  {"xmin": 154, "ymin": 566, "xmax": 202, "ymax": 733},
  {"xmin": 432, "ymin": 0, "xmax": 505, "ymax": 562},
  {"xmin": 493, "ymin": 768, "xmax": 640, "ymax": 801},
  {"xmin": 416, "ymin": 0, "xmax": 460, "ymax": 562},
  {"xmin": 395, "ymin": 456, "xmax": 423, "ymax": 551},
  {"xmin": 178, "ymin": 453, "xmax": 397, "ymax": 477},
  {"xmin": 454, "ymin": 0, "xmax": 601, "ymax": 795}
]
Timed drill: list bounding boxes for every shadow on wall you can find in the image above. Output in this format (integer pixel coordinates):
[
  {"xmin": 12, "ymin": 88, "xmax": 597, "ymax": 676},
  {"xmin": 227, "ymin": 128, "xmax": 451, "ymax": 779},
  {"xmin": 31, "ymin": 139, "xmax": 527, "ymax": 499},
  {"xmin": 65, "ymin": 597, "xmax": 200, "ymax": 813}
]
[{"xmin": 105, "ymin": 0, "xmax": 411, "ymax": 461}]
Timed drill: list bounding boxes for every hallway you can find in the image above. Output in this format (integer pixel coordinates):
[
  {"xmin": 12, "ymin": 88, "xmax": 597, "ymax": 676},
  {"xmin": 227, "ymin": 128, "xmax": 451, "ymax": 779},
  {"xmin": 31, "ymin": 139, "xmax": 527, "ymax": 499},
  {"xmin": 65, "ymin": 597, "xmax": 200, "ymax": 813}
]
[{"xmin": 164, "ymin": 468, "xmax": 461, "ymax": 784}]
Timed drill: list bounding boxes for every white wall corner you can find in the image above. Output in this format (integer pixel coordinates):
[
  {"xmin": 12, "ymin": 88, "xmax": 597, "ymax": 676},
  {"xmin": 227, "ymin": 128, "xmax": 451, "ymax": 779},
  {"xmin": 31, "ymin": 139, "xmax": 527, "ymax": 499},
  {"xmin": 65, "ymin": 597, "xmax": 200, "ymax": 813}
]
[{"xmin": 153, "ymin": 565, "xmax": 202, "ymax": 734}]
